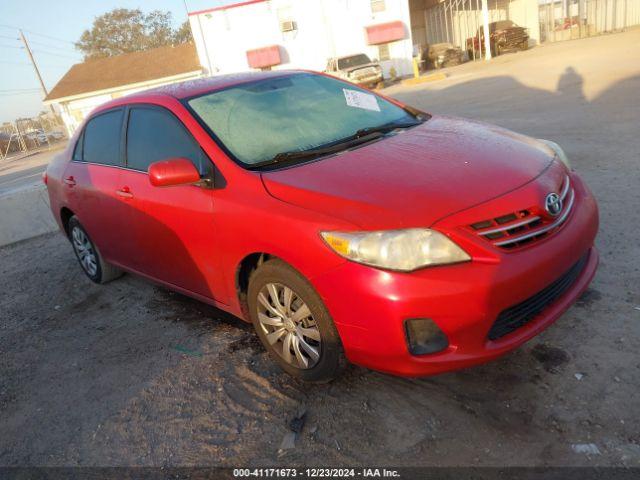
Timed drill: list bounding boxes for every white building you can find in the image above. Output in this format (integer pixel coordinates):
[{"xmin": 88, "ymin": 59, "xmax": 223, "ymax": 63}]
[
  {"xmin": 189, "ymin": 0, "xmax": 542, "ymax": 78},
  {"xmin": 190, "ymin": 0, "xmax": 415, "ymax": 78}
]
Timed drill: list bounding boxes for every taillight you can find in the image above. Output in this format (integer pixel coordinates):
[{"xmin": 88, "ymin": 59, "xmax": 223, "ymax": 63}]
[{"xmin": 42, "ymin": 171, "xmax": 48, "ymax": 185}]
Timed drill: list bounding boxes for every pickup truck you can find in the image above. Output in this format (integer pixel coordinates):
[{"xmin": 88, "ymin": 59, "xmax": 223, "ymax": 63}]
[
  {"xmin": 325, "ymin": 54, "xmax": 383, "ymax": 88},
  {"xmin": 466, "ymin": 20, "xmax": 529, "ymax": 58}
]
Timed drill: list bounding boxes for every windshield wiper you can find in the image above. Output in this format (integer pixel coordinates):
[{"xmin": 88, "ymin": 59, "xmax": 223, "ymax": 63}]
[
  {"xmin": 354, "ymin": 120, "xmax": 422, "ymax": 138},
  {"xmin": 249, "ymin": 131, "xmax": 386, "ymax": 169},
  {"xmin": 249, "ymin": 120, "xmax": 423, "ymax": 170}
]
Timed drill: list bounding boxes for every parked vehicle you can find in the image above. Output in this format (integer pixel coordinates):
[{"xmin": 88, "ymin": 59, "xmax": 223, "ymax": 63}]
[
  {"xmin": 47, "ymin": 130, "xmax": 65, "ymax": 141},
  {"xmin": 44, "ymin": 71, "xmax": 598, "ymax": 382},
  {"xmin": 466, "ymin": 20, "xmax": 529, "ymax": 58},
  {"xmin": 325, "ymin": 54, "xmax": 383, "ymax": 88},
  {"xmin": 26, "ymin": 130, "xmax": 49, "ymax": 145},
  {"xmin": 425, "ymin": 43, "xmax": 465, "ymax": 69}
]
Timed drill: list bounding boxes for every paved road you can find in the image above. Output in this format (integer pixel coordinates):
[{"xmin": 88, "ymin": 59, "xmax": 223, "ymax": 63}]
[
  {"xmin": 0, "ymin": 148, "xmax": 63, "ymax": 197},
  {"xmin": 1, "ymin": 31, "xmax": 639, "ymax": 467}
]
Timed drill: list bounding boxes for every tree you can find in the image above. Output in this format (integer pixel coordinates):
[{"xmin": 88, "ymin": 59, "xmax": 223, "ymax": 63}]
[
  {"xmin": 75, "ymin": 9, "xmax": 193, "ymax": 60},
  {"xmin": 173, "ymin": 21, "xmax": 193, "ymax": 45}
]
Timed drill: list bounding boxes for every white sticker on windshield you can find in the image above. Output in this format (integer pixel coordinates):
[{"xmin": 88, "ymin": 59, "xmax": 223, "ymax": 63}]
[{"xmin": 343, "ymin": 88, "xmax": 380, "ymax": 112}]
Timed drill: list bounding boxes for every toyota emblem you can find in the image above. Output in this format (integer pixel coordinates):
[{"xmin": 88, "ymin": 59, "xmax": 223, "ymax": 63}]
[{"xmin": 545, "ymin": 192, "xmax": 563, "ymax": 216}]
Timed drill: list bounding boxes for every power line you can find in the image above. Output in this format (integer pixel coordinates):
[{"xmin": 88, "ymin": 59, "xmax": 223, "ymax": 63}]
[
  {"xmin": 0, "ymin": 24, "xmax": 75, "ymax": 46},
  {"xmin": 0, "ymin": 44, "xmax": 23, "ymax": 50},
  {"xmin": 32, "ymin": 49, "xmax": 82, "ymax": 61},
  {"xmin": 0, "ymin": 34, "xmax": 19, "ymax": 41},
  {"xmin": 0, "ymin": 88, "xmax": 41, "ymax": 92},
  {"xmin": 0, "ymin": 60, "xmax": 69, "ymax": 68},
  {"xmin": 26, "ymin": 37, "xmax": 79, "ymax": 53},
  {"xmin": 0, "ymin": 91, "xmax": 43, "ymax": 97}
]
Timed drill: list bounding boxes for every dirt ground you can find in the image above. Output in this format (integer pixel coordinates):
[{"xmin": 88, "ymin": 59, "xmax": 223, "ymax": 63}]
[{"xmin": 1, "ymin": 31, "xmax": 639, "ymax": 467}]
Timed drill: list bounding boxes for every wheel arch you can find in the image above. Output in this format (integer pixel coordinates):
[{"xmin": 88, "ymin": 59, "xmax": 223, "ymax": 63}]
[
  {"xmin": 60, "ymin": 207, "xmax": 75, "ymax": 236},
  {"xmin": 235, "ymin": 252, "xmax": 281, "ymax": 320}
]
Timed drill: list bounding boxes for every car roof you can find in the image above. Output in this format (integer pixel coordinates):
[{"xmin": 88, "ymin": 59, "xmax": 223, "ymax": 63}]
[
  {"xmin": 141, "ymin": 70, "xmax": 305, "ymax": 99},
  {"xmin": 93, "ymin": 69, "xmax": 310, "ymax": 113}
]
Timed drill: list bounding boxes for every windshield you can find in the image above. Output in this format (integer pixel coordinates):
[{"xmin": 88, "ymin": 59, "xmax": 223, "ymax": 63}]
[
  {"xmin": 337, "ymin": 54, "xmax": 371, "ymax": 70},
  {"xmin": 187, "ymin": 73, "xmax": 420, "ymax": 167}
]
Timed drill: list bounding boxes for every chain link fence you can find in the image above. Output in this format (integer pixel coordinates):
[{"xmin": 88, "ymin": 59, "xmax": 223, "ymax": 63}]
[
  {"xmin": 539, "ymin": 0, "xmax": 640, "ymax": 43},
  {"xmin": 1, "ymin": 113, "xmax": 67, "ymax": 161}
]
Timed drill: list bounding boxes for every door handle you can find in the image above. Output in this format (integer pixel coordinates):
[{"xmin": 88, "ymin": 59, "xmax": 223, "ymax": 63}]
[
  {"xmin": 63, "ymin": 176, "xmax": 76, "ymax": 186},
  {"xmin": 115, "ymin": 186, "xmax": 133, "ymax": 199}
]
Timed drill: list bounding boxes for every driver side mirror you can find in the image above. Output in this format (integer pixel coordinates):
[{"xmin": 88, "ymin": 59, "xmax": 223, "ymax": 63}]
[{"xmin": 148, "ymin": 158, "xmax": 201, "ymax": 187}]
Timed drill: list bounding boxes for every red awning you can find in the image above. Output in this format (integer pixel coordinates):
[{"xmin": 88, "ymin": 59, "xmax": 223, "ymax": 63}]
[
  {"xmin": 246, "ymin": 45, "xmax": 281, "ymax": 69},
  {"xmin": 365, "ymin": 21, "xmax": 406, "ymax": 45}
]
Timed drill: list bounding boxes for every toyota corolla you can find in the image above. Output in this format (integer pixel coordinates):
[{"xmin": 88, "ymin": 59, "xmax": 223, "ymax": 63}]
[{"xmin": 44, "ymin": 71, "xmax": 599, "ymax": 382}]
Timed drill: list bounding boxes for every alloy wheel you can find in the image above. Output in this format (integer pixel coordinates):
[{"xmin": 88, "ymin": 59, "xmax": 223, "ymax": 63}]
[
  {"xmin": 256, "ymin": 283, "xmax": 321, "ymax": 369},
  {"xmin": 71, "ymin": 226, "xmax": 98, "ymax": 277}
]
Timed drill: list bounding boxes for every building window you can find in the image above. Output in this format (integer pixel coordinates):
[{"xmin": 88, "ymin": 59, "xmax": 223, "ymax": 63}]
[
  {"xmin": 371, "ymin": 0, "xmax": 385, "ymax": 13},
  {"xmin": 378, "ymin": 43, "xmax": 390, "ymax": 61}
]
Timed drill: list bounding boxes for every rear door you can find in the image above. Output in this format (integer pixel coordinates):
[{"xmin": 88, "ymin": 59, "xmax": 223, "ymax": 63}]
[
  {"xmin": 116, "ymin": 104, "xmax": 220, "ymax": 300},
  {"xmin": 62, "ymin": 108, "xmax": 127, "ymax": 264}
]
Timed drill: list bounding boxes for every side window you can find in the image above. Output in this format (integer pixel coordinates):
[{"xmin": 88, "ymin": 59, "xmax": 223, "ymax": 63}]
[
  {"xmin": 126, "ymin": 107, "xmax": 204, "ymax": 173},
  {"xmin": 83, "ymin": 109, "xmax": 124, "ymax": 166},
  {"xmin": 72, "ymin": 131, "xmax": 84, "ymax": 161}
]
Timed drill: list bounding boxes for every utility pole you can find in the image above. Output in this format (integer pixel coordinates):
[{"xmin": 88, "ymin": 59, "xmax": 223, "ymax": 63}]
[
  {"xmin": 182, "ymin": 0, "xmax": 214, "ymax": 75},
  {"xmin": 19, "ymin": 29, "xmax": 56, "ymax": 115}
]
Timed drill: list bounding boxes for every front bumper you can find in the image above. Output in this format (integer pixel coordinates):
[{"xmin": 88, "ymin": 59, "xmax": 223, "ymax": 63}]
[
  {"xmin": 311, "ymin": 173, "xmax": 599, "ymax": 377},
  {"xmin": 352, "ymin": 73, "xmax": 383, "ymax": 86}
]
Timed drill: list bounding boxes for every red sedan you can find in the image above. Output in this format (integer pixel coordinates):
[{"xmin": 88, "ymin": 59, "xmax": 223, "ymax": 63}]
[{"xmin": 44, "ymin": 71, "xmax": 598, "ymax": 382}]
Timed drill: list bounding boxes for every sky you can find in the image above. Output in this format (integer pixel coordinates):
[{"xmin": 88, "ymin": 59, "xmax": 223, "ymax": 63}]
[{"xmin": 0, "ymin": 0, "xmax": 236, "ymax": 123}]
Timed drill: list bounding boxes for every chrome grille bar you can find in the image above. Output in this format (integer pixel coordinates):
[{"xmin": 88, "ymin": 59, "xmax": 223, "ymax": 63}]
[
  {"xmin": 494, "ymin": 188, "xmax": 575, "ymax": 247},
  {"xmin": 478, "ymin": 215, "xmax": 541, "ymax": 237},
  {"xmin": 559, "ymin": 175, "xmax": 570, "ymax": 201}
]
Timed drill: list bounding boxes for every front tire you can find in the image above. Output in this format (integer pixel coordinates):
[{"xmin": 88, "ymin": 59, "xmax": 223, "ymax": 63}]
[
  {"xmin": 68, "ymin": 216, "xmax": 123, "ymax": 284},
  {"xmin": 248, "ymin": 259, "xmax": 346, "ymax": 382}
]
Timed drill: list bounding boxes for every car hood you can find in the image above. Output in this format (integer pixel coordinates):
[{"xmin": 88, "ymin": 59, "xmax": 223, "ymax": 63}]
[{"xmin": 261, "ymin": 115, "xmax": 556, "ymax": 229}]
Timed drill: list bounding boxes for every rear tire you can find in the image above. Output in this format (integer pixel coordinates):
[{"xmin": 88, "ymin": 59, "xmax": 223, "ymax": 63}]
[
  {"xmin": 68, "ymin": 216, "xmax": 123, "ymax": 284},
  {"xmin": 248, "ymin": 259, "xmax": 346, "ymax": 382}
]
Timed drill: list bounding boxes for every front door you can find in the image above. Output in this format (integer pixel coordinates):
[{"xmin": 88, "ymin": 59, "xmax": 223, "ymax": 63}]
[{"xmin": 116, "ymin": 104, "xmax": 221, "ymax": 301}]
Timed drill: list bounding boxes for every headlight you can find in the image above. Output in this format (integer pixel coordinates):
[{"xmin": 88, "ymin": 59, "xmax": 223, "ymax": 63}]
[
  {"xmin": 538, "ymin": 139, "xmax": 571, "ymax": 169},
  {"xmin": 321, "ymin": 228, "xmax": 470, "ymax": 272}
]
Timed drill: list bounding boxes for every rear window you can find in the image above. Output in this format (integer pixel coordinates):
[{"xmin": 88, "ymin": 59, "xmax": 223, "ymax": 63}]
[
  {"xmin": 337, "ymin": 54, "xmax": 371, "ymax": 70},
  {"xmin": 82, "ymin": 110, "xmax": 123, "ymax": 166},
  {"xmin": 72, "ymin": 131, "xmax": 84, "ymax": 161}
]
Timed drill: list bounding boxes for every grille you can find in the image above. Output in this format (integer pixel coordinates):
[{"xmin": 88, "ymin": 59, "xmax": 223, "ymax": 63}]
[
  {"xmin": 469, "ymin": 175, "xmax": 574, "ymax": 250},
  {"xmin": 487, "ymin": 253, "xmax": 588, "ymax": 340}
]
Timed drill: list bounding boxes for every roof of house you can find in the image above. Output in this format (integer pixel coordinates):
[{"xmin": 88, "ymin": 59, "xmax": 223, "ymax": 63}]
[{"xmin": 45, "ymin": 42, "xmax": 202, "ymax": 102}]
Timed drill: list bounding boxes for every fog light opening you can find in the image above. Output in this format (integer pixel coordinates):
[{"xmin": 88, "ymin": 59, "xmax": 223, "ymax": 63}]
[{"xmin": 405, "ymin": 318, "xmax": 449, "ymax": 355}]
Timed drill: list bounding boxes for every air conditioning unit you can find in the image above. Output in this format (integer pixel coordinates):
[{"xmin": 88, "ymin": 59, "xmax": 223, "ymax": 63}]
[{"xmin": 280, "ymin": 20, "xmax": 297, "ymax": 32}]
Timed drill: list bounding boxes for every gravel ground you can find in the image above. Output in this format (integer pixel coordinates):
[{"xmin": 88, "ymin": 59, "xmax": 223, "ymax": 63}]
[{"xmin": 1, "ymin": 31, "xmax": 639, "ymax": 467}]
